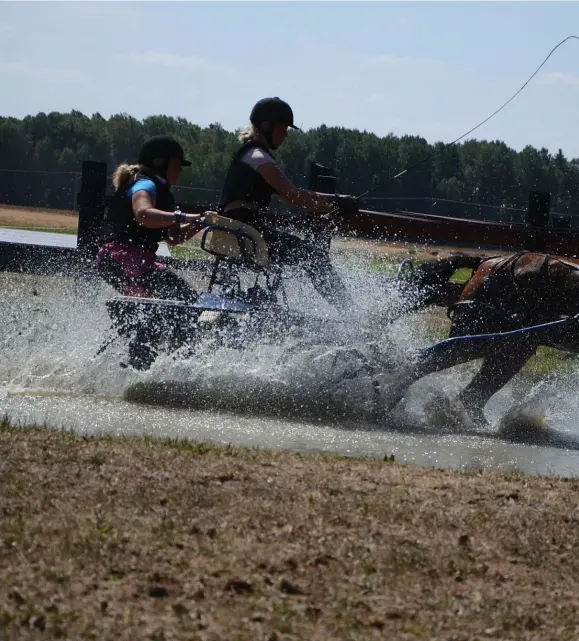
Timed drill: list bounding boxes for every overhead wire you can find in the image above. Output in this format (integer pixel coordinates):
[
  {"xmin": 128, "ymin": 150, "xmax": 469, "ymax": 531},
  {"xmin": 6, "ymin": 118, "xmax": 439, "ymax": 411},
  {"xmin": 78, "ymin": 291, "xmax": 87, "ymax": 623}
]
[{"xmin": 353, "ymin": 35, "xmax": 579, "ymax": 203}]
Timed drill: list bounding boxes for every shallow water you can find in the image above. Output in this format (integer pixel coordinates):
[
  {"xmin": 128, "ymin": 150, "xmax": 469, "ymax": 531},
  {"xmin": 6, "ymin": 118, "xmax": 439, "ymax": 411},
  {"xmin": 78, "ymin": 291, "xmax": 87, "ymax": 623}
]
[{"xmin": 2, "ymin": 268, "xmax": 579, "ymax": 478}]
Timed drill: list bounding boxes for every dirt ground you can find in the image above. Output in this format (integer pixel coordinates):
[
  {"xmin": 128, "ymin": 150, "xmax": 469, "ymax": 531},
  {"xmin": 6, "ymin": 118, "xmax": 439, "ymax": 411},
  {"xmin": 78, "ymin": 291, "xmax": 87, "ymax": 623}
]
[
  {"xmin": 1, "ymin": 420, "xmax": 578, "ymax": 641},
  {"xmin": 0, "ymin": 205, "xmax": 78, "ymax": 230},
  {"xmin": 0, "ymin": 204, "xmax": 500, "ymax": 261},
  {"xmin": 331, "ymin": 236, "xmax": 498, "ymax": 261}
]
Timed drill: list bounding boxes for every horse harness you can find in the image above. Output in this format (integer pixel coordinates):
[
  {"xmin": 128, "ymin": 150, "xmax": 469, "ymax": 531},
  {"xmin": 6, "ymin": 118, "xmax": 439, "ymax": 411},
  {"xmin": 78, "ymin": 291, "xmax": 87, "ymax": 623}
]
[{"xmin": 448, "ymin": 252, "xmax": 564, "ymax": 330}]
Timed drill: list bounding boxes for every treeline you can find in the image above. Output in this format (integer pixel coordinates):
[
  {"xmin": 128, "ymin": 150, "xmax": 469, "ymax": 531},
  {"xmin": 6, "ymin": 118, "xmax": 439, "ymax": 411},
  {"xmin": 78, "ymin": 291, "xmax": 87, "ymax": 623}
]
[{"xmin": 1, "ymin": 109, "xmax": 578, "ymax": 222}]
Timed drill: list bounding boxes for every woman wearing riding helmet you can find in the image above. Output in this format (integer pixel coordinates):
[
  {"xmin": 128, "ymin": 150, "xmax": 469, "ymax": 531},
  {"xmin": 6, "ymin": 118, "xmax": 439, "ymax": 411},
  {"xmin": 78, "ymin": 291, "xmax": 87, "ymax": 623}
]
[
  {"xmin": 96, "ymin": 135, "xmax": 203, "ymax": 301},
  {"xmin": 218, "ymin": 97, "xmax": 357, "ymax": 311}
]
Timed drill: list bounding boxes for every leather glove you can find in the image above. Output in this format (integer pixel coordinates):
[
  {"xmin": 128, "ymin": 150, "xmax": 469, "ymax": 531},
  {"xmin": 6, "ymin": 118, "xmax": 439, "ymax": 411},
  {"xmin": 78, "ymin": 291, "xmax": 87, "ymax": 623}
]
[{"xmin": 332, "ymin": 194, "xmax": 359, "ymax": 214}]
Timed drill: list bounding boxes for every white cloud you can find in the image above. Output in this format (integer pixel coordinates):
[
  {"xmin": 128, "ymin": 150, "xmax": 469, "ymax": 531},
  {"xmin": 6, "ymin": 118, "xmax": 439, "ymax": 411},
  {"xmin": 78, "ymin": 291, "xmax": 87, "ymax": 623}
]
[
  {"xmin": 536, "ymin": 71, "xmax": 579, "ymax": 86},
  {"xmin": 59, "ymin": 2, "xmax": 137, "ymax": 19},
  {"xmin": 117, "ymin": 50, "xmax": 232, "ymax": 76},
  {"xmin": 361, "ymin": 52, "xmax": 445, "ymax": 70},
  {"xmin": 0, "ymin": 61, "xmax": 88, "ymax": 86},
  {"xmin": 124, "ymin": 51, "xmax": 207, "ymax": 70}
]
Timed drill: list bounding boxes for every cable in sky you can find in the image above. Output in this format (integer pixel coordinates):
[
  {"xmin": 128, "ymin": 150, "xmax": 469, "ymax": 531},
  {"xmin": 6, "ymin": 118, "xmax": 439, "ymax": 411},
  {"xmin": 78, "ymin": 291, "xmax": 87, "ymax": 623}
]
[{"xmin": 356, "ymin": 35, "xmax": 579, "ymax": 201}]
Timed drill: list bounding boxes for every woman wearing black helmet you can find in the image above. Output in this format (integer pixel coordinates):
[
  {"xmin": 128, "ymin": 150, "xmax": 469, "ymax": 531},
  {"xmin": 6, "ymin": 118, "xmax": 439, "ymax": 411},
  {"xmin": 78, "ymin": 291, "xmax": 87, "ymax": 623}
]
[
  {"xmin": 218, "ymin": 97, "xmax": 357, "ymax": 311},
  {"xmin": 96, "ymin": 135, "xmax": 203, "ymax": 301}
]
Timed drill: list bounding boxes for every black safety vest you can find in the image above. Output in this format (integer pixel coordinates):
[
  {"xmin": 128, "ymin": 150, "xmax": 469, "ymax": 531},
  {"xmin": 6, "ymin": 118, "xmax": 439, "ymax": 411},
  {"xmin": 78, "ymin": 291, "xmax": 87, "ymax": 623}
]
[
  {"xmin": 101, "ymin": 174, "xmax": 175, "ymax": 252},
  {"xmin": 218, "ymin": 140, "xmax": 277, "ymax": 211}
]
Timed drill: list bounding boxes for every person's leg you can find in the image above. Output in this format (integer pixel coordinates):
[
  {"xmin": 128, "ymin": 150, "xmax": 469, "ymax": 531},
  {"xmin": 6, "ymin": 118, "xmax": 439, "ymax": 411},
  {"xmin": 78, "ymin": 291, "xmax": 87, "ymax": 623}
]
[
  {"xmin": 95, "ymin": 247, "xmax": 135, "ymax": 294},
  {"xmin": 96, "ymin": 244, "xmax": 198, "ymax": 369},
  {"xmin": 97, "ymin": 241, "xmax": 198, "ymax": 302},
  {"xmin": 262, "ymin": 228, "xmax": 353, "ymax": 311},
  {"xmin": 128, "ymin": 266, "xmax": 199, "ymax": 366},
  {"xmin": 140, "ymin": 268, "xmax": 198, "ymax": 303},
  {"xmin": 303, "ymin": 253, "xmax": 353, "ymax": 311}
]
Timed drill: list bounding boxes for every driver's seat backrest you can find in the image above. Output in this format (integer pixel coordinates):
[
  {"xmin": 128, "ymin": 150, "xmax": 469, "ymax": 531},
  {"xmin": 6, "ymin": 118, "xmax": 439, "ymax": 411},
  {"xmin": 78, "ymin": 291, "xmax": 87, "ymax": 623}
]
[{"xmin": 202, "ymin": 212, "xmax": 269, "ymax": 269}]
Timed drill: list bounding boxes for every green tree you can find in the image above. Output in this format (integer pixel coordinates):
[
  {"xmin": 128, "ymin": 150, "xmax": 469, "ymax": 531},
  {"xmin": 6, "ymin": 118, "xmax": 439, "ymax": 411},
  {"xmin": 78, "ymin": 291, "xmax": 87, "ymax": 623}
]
[{"xmin": 0, "ymin": 109, "xmax": 577, "ymax": 222}]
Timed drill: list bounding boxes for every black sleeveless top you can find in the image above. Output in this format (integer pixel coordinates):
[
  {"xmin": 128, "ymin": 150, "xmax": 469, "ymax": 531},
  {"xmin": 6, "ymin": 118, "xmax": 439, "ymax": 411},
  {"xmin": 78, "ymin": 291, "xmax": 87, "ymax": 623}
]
[
  {"xmin": 218, "ymin": 140, "xmax": 277, "ymax": 213},
  {"xmin": 101, "ymin": 174, "xmax": 175, "ymax": 252}
]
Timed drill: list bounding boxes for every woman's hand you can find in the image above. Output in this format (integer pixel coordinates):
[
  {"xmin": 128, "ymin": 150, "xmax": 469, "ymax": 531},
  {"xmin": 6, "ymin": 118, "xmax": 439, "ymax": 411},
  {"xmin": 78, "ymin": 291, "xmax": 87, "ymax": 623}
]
[
  {"xmin": 330, "ymin": 194, "xmax": 359, "ymax": 214},
  {"xmin": 166, "ymin": 217, "xmax": 205, "ymax": 245}
]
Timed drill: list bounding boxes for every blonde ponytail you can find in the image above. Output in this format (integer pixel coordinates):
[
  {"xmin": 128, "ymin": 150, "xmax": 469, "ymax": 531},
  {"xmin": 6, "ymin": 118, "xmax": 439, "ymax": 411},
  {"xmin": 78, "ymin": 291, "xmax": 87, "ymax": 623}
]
[
  {"xmin": 237, "ymin": 123, "xmax": 258, "ymax": 143},
  {"xmin": 112, "ymin": 163, "xmax": 156, "ymax": 190}
]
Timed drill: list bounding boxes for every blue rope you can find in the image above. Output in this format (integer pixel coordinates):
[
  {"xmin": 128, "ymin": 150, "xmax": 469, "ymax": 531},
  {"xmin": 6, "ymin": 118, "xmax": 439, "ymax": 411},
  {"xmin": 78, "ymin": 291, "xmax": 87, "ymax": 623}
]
[{"xmin": 420, "ymin": 314, "xmax": 579, "ymax": 359}]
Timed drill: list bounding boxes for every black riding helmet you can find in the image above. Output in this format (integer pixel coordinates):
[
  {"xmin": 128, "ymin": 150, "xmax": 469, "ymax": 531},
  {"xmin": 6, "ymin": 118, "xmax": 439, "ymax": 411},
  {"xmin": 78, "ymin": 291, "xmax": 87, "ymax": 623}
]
[
  {"xmin": 138, "ymin": 135, "xmax": 192, "ymax": 177},
  {"xmin": 250, "ymin": 97, "xmax": 300, "ymax": 149}
]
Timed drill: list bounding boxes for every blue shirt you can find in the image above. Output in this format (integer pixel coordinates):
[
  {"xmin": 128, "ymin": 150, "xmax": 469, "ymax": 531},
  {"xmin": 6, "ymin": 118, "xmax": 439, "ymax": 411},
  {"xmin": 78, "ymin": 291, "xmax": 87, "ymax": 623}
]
[{"xmin": 126, "ymin": 175, "xmax": 168, "ymax": 202}]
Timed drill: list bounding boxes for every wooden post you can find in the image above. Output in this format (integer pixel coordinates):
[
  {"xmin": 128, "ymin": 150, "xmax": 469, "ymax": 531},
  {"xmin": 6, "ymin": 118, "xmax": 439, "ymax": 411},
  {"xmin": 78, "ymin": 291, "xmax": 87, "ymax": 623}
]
[
  {"xmin": 526, "ymin": 190, "xmax": 551, "ymax": 252},
  {"xmin": 308, "ymin": 161, "xmax": 337, "ymax": 194},
  {"xmin": 76, "ymin": 160, "xmax": 107, "ymax": 257},
  {"xmin": 552, "ymin": 214, "xmax": 571, "ymax": 230},
  {"xmin": 307, "ymin": 162, "xmax": 337, "ymax": 253}
]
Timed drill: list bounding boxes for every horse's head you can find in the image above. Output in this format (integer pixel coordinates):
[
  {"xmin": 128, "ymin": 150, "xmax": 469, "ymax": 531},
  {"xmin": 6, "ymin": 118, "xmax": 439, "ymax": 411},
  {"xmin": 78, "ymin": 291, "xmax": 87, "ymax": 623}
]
[{"xmin": 397, "ymin": 252, "xmax": 488, "ymax": 311}]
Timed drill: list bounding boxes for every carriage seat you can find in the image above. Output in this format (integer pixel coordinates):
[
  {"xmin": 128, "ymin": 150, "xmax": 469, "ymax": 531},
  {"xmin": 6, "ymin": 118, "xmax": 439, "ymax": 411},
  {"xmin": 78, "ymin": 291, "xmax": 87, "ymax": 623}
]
[{"xmin": 201, "ymin": 212, "xmax": 269, "ymax": 270}]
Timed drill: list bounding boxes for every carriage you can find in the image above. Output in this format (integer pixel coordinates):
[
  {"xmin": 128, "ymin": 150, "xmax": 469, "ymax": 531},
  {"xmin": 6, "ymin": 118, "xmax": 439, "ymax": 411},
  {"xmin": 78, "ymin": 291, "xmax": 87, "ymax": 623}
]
[
  {"xmin": 90, "ymin": 163, "xmax": 579, "ymax": 427},
  {"xmin": 97, "ymin": 211, "xmax": 421, "ymax": 371}
]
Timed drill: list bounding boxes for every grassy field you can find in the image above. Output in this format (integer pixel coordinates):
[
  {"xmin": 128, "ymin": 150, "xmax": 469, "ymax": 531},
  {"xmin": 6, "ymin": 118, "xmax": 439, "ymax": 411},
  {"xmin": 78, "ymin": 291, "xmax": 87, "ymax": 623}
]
[{"xmin": 2, "ymin": 418, "xmax": 579, "ymax": 640}]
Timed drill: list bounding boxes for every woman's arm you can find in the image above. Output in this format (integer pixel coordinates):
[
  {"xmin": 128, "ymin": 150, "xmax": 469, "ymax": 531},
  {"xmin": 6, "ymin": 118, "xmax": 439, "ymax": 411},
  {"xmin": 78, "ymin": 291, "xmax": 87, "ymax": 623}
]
[
  {"xmin": 256, "ymin": 163, "xmax": 333, "ymax": 213},
  {"xmin": 132, "ymin": 190, "xmax": 199, "ymax": 229}
]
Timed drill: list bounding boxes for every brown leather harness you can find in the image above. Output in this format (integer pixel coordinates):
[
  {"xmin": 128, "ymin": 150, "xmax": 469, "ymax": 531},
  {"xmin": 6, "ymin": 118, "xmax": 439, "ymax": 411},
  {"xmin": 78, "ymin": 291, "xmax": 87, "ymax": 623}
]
[{"xmin": 447, "ymin": 252, "xmax": 573, "ymax": 331}]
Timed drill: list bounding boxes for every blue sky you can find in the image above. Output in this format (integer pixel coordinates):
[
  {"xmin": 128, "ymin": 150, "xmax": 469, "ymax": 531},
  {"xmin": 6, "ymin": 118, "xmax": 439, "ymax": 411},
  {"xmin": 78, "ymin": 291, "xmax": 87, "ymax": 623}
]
[{"xmin": 2, "ymin": 1, "xmax": 579, "ymax": 157}]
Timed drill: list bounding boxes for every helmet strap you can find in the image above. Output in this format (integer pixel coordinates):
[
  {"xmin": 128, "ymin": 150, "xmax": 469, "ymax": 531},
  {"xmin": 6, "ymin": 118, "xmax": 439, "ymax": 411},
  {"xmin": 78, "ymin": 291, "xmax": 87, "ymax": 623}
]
[
  {"xmin": 257, "ymin": 121, "xmax": 277, "ymax": 150},
  {"xmin": 151, "ymin": 156, "xmax": 169, "ymax": 178}
]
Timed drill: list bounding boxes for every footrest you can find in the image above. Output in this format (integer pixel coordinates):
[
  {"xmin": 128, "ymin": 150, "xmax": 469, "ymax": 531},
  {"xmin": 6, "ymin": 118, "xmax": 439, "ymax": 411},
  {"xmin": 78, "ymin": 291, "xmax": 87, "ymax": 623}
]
[
  {"xmin": 199, "ymin": 310, "xmax": 225, "ymax": 325},
  {"xmin": 191, "ymin": 292, "xmax": 258, "ymax": 314}
]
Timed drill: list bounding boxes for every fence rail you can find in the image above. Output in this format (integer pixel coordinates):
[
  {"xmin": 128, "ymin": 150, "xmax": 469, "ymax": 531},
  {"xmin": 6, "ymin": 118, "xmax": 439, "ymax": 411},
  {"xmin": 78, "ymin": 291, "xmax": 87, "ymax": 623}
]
[
  {"xmin": 1, "ymin": 160, "xmax": 579, "ymax": 279},
  {"xmin": 0, "ymin": 167, "xmax": 576, "ymax": 227},
  {"xmin": 0, "ymin": 167, "xmax": 222, "ymax": 213}
]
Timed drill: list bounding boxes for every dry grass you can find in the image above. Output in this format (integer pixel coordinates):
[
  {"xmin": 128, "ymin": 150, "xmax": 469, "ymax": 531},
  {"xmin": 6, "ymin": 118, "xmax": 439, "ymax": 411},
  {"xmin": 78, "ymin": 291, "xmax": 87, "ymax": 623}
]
[
  {"xmin": 1, "ymin": 420, "xmax": 579, "ymax": 640},
  {"xmin": 0, "ymin": 205, "xmax": 78, "ymax": 231},
  {"xmin": 331, "ymin": 236, "xmax": 504, "ymax": 263}
]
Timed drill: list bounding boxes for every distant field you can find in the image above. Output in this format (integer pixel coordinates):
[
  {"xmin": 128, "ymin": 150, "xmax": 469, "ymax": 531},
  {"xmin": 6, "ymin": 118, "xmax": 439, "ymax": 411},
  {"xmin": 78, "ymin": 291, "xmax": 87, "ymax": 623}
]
[{"xmin": 0, "ymin": 204, "xmax": 78, "ymax": 231}]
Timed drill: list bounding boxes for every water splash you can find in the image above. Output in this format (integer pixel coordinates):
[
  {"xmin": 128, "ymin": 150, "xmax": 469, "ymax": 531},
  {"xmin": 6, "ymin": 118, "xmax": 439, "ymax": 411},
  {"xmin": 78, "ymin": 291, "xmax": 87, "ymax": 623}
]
[{"xmin": 2, "ymin": 260, "xmax": 579, "ymax": 460}]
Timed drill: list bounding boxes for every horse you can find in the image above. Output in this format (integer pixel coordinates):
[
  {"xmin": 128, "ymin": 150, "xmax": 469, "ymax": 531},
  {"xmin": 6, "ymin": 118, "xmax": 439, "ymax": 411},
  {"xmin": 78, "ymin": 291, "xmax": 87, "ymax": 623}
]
[
  {"xmin": 392, "ymin": 251, "xmax": 484, "ymax": 313},
  {"xmin": 381, "ymin": 251, "xmax": 579, "ymax": 424}
]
